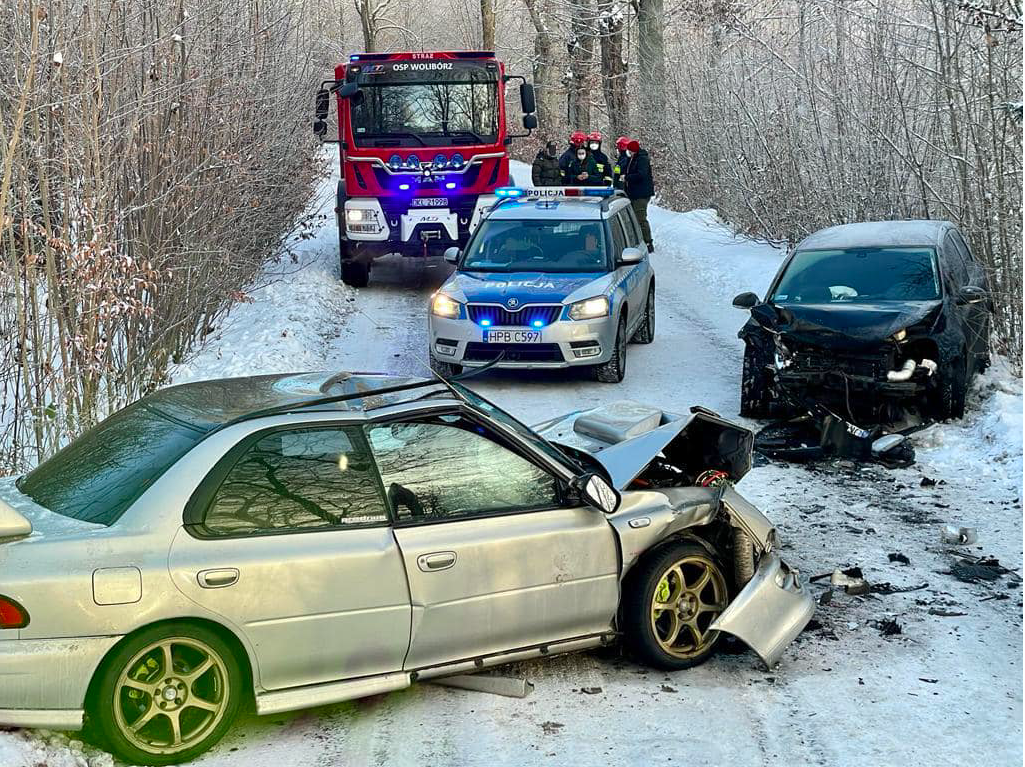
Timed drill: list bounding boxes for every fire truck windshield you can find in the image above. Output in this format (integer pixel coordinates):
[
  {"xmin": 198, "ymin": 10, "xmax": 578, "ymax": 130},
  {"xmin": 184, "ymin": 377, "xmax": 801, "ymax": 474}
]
[{"xmin": 350, "ymin": 67, "xmax": 499, "ymax": 148}]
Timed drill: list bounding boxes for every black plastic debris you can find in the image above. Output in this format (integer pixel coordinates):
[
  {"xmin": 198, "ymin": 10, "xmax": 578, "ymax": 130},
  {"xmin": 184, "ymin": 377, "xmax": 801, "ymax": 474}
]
[
  {"xmin": 888, "ymin": 552, "xmax": 911, "ymax": 565},
  {"xmin": 875, "ymin": 618, "xmax": 903, "ymax": 636},
  {"xmin": 928, "ymin": 607, "xmax": 967, "ymax": 616},
  {"xmin": 755, "ymin": 411, "xmax": 915, "ymax": 468},
  {"xmin": 949, "ymin": 556, "xmax": 1008, "ymax": 583},
  {"xmin": 579, "ymin": 687, "xmax": 602, "ymax": 695},
  {"xmin": 920, "ymin": 476, "xmax": 938, "ymax": 487}
]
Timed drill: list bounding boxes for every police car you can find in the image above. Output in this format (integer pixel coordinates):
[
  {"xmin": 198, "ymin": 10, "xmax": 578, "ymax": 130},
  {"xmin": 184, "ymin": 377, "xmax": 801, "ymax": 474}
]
[{"xmin": 428, "ymin": 186, "xmax": 654, "ymax": 382}]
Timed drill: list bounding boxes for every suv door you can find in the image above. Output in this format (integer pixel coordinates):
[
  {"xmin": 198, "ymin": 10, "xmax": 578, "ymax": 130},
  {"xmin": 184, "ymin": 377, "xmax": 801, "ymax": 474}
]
[
  {"xmin": 613, "ymin": 210, "xmax": 650, "ymax": 328},
  {"xmin": 169, "ymin": 425, "xmax": 411, "ymax": 692},
  {"xmin": 366, "ymin": 413, "xmax": 620, "ymax": 671}
]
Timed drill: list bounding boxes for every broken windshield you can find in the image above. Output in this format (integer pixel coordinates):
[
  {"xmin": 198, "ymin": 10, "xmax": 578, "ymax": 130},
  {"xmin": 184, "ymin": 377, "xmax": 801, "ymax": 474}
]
[{"xmin": 771, "ymin": 247, "xmax": 941, "ymax": 303}]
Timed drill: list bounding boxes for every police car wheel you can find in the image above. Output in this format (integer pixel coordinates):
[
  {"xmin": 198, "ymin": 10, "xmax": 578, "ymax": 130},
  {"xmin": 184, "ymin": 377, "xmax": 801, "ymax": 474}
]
[
  {"xmin": 593, "ymin": 314, "xmax": 627, "ymax": 383},
  {"xmin": 632, "ymin": 284, "xmax": 655, "ymax": 344},
  {"xmin": 430, "ymin": 354, "xmax": 462, "ymax": 379}
]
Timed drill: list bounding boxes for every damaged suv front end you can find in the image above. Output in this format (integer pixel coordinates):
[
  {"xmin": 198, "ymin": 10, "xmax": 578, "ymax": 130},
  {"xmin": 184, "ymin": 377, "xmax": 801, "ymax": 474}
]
[{"xmin": 535, "ymin": 401, "xmax": 814, "ymax": 667}]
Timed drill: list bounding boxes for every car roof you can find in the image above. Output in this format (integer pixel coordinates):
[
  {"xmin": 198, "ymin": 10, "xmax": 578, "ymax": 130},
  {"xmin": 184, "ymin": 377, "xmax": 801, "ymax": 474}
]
[
  {"xmin": 144, "ymin": 372, "xmax": 440, "ymax": 430},
  {"xmin": 486, "ymin": 196, "xmax": 630, "ymax": 222},
  {"xmin": 796, "ymin": 220, "xmax": 954, "ymax": 251}
]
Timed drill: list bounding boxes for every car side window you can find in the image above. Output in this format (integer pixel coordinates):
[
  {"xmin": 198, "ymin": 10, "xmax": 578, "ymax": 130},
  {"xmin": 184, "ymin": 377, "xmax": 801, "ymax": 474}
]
[
  {"xmin": 943, "ymin": 234, "xmax": 969, "ymax": 287},
  {"xmin": 203, "ymin": 427, "xmax": 389, "ymax": 536},
  {"xmin": 366, "ymin": 418, "xmax": 559, "ymax": 522},
  {"xmin": 610, "ymin": 215, "xmax": 628, "ymax": 261},
  {"xmin": 620, "ymin": 209, "xmax": 642, "ymax": 247}
]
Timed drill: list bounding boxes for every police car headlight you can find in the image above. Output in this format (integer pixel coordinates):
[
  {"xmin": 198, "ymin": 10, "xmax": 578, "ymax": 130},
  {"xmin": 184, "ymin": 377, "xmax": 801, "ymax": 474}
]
[
  {"xmin": 568, "ymin": 296, "xmax": 610, "ymax": 321},
  {"xmin": 431, "ymin": 293, "xmax": 462, "ymax": 319}
]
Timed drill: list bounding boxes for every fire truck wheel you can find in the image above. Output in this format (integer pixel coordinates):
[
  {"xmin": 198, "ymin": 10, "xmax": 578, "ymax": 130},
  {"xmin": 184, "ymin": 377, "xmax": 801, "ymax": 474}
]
[{"xmin": 340, "ymin": 258, "xmax": 370, "ymax": 288}]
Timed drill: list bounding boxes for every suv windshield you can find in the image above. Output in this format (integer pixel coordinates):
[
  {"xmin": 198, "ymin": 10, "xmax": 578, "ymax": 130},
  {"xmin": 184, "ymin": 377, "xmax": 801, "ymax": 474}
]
[
  {"xmin": 462, "ymin": 219, "xmax": 609, "ymax": 273},
  {"xmin": 16, "ymin": 402, "xmax": 207, "ymax": 525},
  {"xmin": 772, "ymin": 247, "xmax": 941, "ymax": 303}
]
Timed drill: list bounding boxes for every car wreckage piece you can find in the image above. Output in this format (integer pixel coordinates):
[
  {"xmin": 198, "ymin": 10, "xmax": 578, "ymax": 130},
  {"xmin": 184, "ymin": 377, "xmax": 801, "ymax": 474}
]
[{"xmin": 535, "ymin": 400, "xmax": 815, "ymax": 668}]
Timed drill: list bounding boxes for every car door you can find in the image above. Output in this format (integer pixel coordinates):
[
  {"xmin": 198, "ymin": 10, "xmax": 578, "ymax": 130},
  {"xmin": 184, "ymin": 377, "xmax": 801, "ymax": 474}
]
[
  {"xmin": 365, "ymin": 412, "xmax": 620, "ymax": 671},
  {"xmin": 614, "ymin": 210, "xmax": 649, "ymax": 328},
  {"xmin": 168, "ymin": 424, "xmax": 411, "ymax": 692},
  {"xmin": 947, "ymin": 230, "xmax": 990, "ymax": 361}
]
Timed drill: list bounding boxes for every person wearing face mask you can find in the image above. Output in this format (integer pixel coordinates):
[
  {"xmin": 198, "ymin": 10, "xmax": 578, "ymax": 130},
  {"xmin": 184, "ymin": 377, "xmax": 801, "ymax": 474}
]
[
  {"xmin": 586, "ymin": 132, "xmax": 613, "ymax": 185},
  {"xmin": 532, "ymin": 140, "xmax": 563, "ymax": 186},
  {"xmin": 565, "ymin": 145, "xmax": 602, "ymax": 186},
  {"xmin": 624, "ymin": 140, "xmax": 655, "ymax": 253},
  {"xmin": 559, "ymin": 130, "xmax": 587, "ymax": 178},
  {"xmin": 612, "ymin": 136, "xmax": 630, "ymax": 189}
]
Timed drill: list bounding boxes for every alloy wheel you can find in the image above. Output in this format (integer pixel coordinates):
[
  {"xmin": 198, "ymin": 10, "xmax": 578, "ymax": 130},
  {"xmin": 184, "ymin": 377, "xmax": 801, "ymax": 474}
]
[{"xmin": 649, "ymin": 554, "xmax": 728, "ymax": 660}]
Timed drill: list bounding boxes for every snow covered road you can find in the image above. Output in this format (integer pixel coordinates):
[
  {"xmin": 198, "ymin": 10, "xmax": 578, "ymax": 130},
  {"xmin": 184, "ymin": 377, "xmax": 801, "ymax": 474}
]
[{"xmin": 3, "ymin": 160, "xmax": 1021, "ymax": 767}]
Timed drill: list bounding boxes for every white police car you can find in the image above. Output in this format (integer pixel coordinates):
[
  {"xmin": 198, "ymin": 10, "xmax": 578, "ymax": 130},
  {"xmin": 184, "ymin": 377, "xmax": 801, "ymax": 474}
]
[{"xmin": 428, "ymin": 187, "xmax": 654, "ymax": 382}]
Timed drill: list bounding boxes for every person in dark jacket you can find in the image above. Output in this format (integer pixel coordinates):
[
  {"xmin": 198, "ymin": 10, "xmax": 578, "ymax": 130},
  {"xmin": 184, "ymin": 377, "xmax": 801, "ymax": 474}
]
[
  {"xmin": 532, "ymin": 141, "xmax": 562, "ymax": 186},
  {"xmin": 612, "ymin": 136, "xmax": 630, "ymax": 189},
  {"xmin": 623, "ymin": 140, "xmax": 654, "ymax": 252},
  {"xmin": 559, "ymin": 130, "xmax": 587, "ymax": 178},
  {"xmin": 586, "ymin": 132, "xmax": 613, "ymax": 185},
  {"xmin": 565, "ymin": 146, "xmax": 603, "ymax": 186}
]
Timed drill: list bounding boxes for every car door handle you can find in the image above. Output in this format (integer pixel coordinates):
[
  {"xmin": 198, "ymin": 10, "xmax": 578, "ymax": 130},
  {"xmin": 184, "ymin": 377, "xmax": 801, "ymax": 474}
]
[
  {"xmin": 417, "ymin": 552, "xmax": 456, "ymax": 572},
  {"xmin": 197, "ymin": 568, "xmax": 239, "ymax": 589}
]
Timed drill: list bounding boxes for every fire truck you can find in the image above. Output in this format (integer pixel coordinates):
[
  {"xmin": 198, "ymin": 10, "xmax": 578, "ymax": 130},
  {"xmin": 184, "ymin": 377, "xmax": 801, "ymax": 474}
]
[{"xmin": 313, "ymin": 51, "xmax": 537, "ymax": 287}]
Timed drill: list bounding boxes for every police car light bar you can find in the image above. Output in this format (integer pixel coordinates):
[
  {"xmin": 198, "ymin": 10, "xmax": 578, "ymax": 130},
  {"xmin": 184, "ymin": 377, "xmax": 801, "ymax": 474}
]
[{"xmin": 494, "ymin": 186, "xmax": 616, "ymax": 200}]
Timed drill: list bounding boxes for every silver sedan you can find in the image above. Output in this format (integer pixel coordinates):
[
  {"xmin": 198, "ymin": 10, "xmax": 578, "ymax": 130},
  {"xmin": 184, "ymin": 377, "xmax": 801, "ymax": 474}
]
[{"xmin": 0, "ymin": 372, "xmax": 813, "ymax": 764}]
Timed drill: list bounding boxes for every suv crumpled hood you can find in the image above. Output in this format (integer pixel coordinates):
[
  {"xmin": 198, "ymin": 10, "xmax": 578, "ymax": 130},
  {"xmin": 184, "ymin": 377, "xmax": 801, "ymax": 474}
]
[{"xmin": 766, "ymin": 300, "xmax": 941, "ymax": 349}]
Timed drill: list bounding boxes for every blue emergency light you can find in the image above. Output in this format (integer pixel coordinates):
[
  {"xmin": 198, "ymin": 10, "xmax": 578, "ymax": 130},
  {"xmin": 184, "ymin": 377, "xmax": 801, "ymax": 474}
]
[{"xmin": 494, "ymin": 187, "xmax": 525, "ymax": 198}]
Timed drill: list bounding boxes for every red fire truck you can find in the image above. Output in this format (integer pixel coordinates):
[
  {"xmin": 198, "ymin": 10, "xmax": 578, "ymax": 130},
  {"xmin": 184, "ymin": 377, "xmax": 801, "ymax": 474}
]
[{"xmin": 314, "ymin": 51, "xmax": 537, "ymax": 287}]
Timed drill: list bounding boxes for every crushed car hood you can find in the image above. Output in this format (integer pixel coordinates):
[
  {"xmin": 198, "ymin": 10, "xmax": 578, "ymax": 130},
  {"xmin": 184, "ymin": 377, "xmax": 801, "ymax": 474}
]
[
  {"xmin": 766, "ymin": 300, "xmax": 941, "ymax": 348},
  {"xmin": 535, "ymin": 401, "xmax": 753, "ymax": 490}
]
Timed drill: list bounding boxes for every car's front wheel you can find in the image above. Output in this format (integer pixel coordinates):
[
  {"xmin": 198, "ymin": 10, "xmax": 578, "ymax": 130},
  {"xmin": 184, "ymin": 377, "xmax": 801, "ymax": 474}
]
[
  {"xmin": 593, "ymin": 313, "xmax": 628, "ymax": 383},
  {"xmin": 740, "ymin": 343, "xmax": 772, "ymax": 418},
  {"xmin": 623, "ymin": 541, "xmax": 730, "ymax": 670},
  {"xmin": 932, "ymin": 353, "xmax": 968, "ymax": 421},
  {"xmin": 92, "ymin": 623, "xmax": 242, "ymax": 765}
]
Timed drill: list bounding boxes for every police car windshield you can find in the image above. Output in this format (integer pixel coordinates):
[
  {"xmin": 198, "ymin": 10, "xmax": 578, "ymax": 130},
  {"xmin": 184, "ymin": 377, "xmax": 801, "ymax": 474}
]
[{"xmin": 462, "ymin": 219, "xmax": 610, "ymax": 273}]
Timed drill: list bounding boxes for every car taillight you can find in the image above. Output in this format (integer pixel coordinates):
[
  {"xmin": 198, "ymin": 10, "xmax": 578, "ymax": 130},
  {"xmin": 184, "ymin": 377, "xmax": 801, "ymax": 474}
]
[{"xmin": 0, "ymin": 595, "xmax": 29, "ymax": 629}]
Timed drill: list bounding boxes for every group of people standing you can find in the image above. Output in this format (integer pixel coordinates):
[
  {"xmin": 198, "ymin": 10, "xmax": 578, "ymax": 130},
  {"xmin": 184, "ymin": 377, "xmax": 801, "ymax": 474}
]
[{"xmin": 531, "ymin": 130, "xmax": 655, "ymax": 253}]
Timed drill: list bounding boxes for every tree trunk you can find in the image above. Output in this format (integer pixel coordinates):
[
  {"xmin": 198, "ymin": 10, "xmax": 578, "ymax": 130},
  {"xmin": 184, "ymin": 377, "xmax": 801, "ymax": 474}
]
[
  {"xmin": 522, "ymin": 0, "xmax": 565, "ymax": 140},
  {"xmin": 567, "ymin": 0, "xmax": 595, "ymax": 129},
  {"xmin": 598, "ymin": 0, "xmax": 628, "ymax": 137},
  {"xmin": 480, "ymin": 0, "xmax": 496, "ymax": 50},
  {"xmin": 355, "ymin": 0, "xmax": 377, "ymax": 52},
  {"xmin": 636, "ymin": 0, "xmax": 665, "ymax": 126}
]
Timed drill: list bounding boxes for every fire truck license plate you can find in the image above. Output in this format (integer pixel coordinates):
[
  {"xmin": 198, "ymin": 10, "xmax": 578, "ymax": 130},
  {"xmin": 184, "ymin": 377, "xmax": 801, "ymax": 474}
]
[{"xmin": 411, "ymin": 198, "xmax": 448, "ymax": 207}]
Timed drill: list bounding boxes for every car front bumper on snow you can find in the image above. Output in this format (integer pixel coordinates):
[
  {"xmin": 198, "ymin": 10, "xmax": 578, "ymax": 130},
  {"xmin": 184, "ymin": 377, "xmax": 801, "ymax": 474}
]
[
  {"xmin": 429, "ymin": 313, "xmax": 619, "ymax": 369},
  {"xmin": 0, "ymin": 635, "xmax": 122, "ymax": 730}
]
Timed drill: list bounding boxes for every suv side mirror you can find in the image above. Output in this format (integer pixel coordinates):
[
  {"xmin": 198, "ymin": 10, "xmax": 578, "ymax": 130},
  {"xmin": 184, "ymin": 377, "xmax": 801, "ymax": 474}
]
[
  {"xmin": 519, "ymin": 83, "xmax": 536, "ymax": 114},
  {"xmin": 443, "ymin": 247, "xmax": 460, "ymax": 264},
  {"xmin": 577, "ymin": 473, "xmax": 620, "ymax": 514},
  {"xmin": 618, "ymin": 246, "xmax": 644, "ymax": 265},
  {"xmin": 956, "ymin": 285, "xmax": 987, "ymax": 305},
  {"xmin": 732, "ymin": 291, "xmax": 758, "ymax": 310}
]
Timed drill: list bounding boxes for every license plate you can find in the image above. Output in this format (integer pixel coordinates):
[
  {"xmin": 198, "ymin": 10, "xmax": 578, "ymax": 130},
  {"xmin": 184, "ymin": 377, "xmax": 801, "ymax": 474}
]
[
  {"xmin": 411, "ymin": 197, "xmax": 448, "ymax": 208},
  {"xmin": 483, "ymin": 329, "xmax": 542, "ymax": 343}
]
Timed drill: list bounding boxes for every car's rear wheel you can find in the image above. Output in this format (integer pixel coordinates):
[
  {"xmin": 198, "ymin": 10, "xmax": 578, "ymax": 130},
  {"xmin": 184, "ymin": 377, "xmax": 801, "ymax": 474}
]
[
  {"xmin": 632, "ymin": 284, "xmax": 655, "ymax": 344},
  {"xmin": 92, "ymin": 623, "xmax": 242, "ymax": 765},
  {"xmin": 623, "ymin": 541, "xmax": 730, "ymax": 670},
  {"xmin": 593, "ymin": 313, "xmax": 628, "ymax": 383}
]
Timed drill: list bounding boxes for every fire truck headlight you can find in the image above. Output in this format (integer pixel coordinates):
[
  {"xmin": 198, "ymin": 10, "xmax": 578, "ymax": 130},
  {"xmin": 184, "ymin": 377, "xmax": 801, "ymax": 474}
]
[{"xmin": 346, "ymin": 209, "xmax": 365, "ymax": 223}]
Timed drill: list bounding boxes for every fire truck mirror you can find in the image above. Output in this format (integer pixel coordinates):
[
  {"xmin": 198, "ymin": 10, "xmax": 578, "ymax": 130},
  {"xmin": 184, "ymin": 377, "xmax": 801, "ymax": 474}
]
[
  {"xmin": 519, "ymin": 83, "xmax": 536, "ymax": 115},
  {"xmin": 313, "ymin": 120, "xmax": 327, "ymax": 137},
  {"xmin": 522, "ymin": 114, "xmax": 538, "ymax": 131},
  {"xmin": 315, "ymin": 89, "xmax": 330, "ymax": 121}
]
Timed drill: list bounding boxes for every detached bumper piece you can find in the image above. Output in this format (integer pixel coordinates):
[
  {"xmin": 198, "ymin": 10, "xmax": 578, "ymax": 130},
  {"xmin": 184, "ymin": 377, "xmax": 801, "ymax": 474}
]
[{"xmin": 710, "ymin": 551, "xmax": 814, "ymax": 669}]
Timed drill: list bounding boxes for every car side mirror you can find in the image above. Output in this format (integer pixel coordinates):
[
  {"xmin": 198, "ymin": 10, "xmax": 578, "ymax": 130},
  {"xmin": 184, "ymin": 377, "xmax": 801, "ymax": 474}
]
[
  {"xmin": 732, "ymin": 291, "xmax": 758, "ymax": 310},
  {"xmin": 956, "ymin": 285, "xmax": 987, "ymax": 305},
  {"xmin": 618, "ymin": 246, "xmax": 644, "ymax": 265},
  {"xmin": 443, "ymin": 247, "xmax": 460, "ymax": 264},
  {"xmin": 577, "ymin": 473, "xmax": 621, "ymax": 514}
]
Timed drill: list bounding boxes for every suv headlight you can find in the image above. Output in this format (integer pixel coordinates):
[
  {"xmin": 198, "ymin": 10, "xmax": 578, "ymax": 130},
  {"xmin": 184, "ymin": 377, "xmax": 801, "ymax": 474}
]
[
  {"xmin": 431, "ymin": 293, "xmax": 462, "ymax": 319},
  {"xmin": 568, "ymin": 296, "xmax": 610, "ymax": 321}
]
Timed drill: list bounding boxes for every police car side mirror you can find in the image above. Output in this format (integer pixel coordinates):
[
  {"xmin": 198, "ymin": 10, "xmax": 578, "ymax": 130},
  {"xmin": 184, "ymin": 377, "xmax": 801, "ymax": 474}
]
[
  {"xmin": 443, "ymin": 247, "xmax": 460, "ymax": 264},
  {"xmin": 618, "ymin": 246, "xmax": 644, "ymax": 265}
]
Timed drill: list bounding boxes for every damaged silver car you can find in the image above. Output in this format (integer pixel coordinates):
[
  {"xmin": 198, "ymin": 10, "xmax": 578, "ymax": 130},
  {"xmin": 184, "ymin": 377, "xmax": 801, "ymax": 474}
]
[{"xmin": 0, "ymin": 373, "xmax": 812, "ymax": 765}]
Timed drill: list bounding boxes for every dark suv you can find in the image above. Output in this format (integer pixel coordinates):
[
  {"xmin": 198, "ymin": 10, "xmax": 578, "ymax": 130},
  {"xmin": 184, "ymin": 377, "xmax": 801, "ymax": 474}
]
[{"xmin": 733, "ymin": 220, "xmax": 991, "ymax": 422}]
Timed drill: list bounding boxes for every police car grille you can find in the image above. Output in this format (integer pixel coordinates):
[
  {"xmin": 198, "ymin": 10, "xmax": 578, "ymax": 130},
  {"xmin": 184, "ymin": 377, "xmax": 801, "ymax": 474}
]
[
  {"xmin": 464, "ymin": 343, "xmax": 564, "ymax": 363},
  {"xmin": 466, "ymin": 304, "xmax": 562, "ymax": 327}
]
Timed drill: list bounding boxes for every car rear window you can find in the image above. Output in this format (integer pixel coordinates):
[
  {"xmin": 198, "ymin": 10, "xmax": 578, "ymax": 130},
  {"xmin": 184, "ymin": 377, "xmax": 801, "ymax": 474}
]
[
  {"xmin": 16, "ymin": 402, "xmax": 207, "ymax": 526},
  {"xmin": 772, "ymin": 247, "xmax": 940, "ymax": 303}
]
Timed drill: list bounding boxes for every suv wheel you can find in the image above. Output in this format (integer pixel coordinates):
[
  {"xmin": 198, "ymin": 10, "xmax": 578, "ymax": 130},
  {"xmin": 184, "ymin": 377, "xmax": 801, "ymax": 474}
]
[
  {"xmin": 631, "ymin": 284, "xmax": 655, "ymax": 344},
  {"xmin": 593, "ymin": 314, "xmax": 628, "ymax": 383}
]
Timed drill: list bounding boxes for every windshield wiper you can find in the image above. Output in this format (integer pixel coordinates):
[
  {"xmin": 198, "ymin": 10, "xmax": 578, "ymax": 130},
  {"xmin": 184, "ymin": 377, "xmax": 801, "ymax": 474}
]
[{"xmin": 445, "ymin": 130, "xmax": 487, "ymax": 144}]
